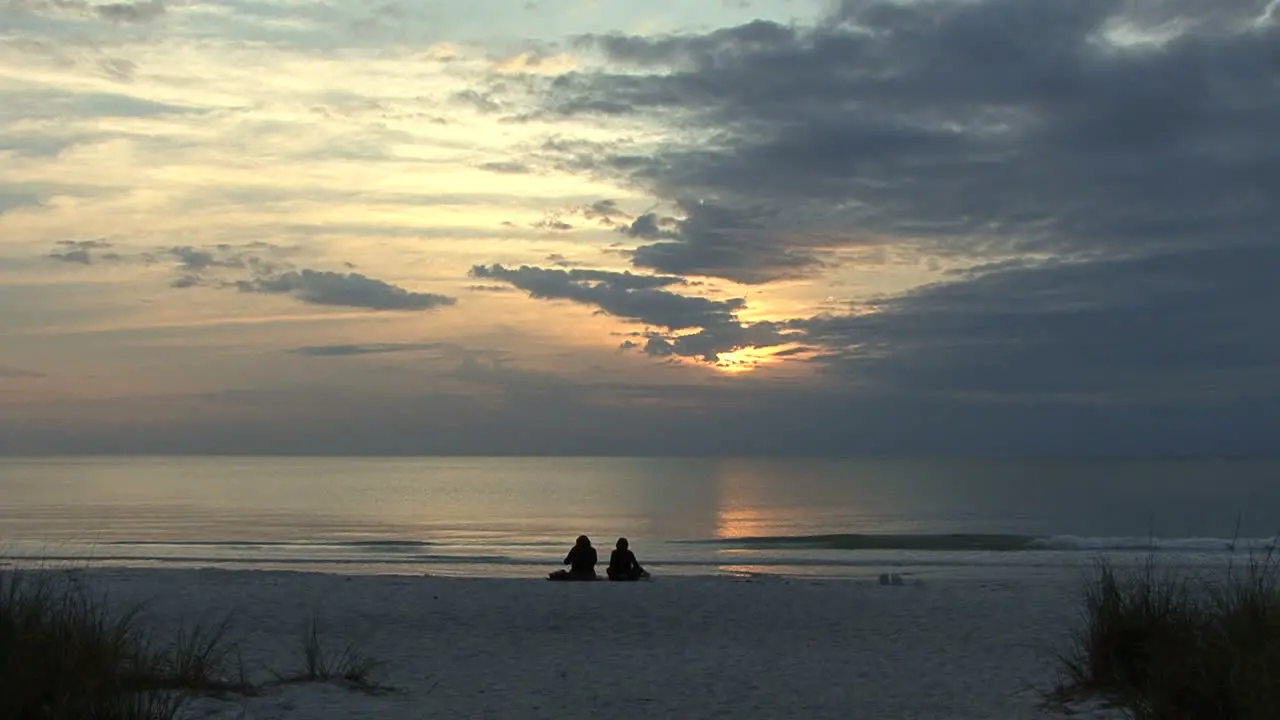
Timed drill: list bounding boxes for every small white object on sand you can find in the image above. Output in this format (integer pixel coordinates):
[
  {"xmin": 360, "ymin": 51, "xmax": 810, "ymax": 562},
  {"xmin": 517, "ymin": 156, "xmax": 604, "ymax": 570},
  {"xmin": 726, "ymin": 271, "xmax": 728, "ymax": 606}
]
[{"xmin": 68, "ymin": 568, "xmax": 1122, "ymax": 720}]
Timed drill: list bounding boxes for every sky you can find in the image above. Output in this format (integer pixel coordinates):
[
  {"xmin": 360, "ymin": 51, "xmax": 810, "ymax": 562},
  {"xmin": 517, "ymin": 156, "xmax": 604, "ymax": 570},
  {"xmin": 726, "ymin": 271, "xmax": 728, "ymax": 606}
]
[{"xmin": 0, "ymin": 0, "xmax": 1277, "ymax": 455}]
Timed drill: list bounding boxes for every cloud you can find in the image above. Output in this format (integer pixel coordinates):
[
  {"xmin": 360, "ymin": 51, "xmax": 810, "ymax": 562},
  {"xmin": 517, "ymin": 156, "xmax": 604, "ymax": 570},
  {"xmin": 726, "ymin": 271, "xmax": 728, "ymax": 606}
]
[
  {"xmin": 290, "ymin": 342, "xmax": 453, "ymax": 357},
  {"xmin": 36, "ymin": 243, "xmax": 255, "ymax": 292},
  {"xmin": 58, "ymin": 239, "xmax": 112, "ymax": 249},
  {"xmin": 49, "ymin": 249, "xmax": 93, "ymax": 264},
  {"xmin": 470, "ymin": 263, "xmax": 718, "ymax": 326},
  {"xmin": 234, "ymin": 269, "xmax": 457, "ymax": 311},
  {"xmin": 47, "ymin": 239, "xmax": 115, "ymax": 264},
  {"xmin": 168, "ymin": 245, "xmax": 247, "ymax": 272},
  {"xmin": 453, "ymin": 89, "xmax": 502, "ymax": 113},
  {"xmin": 625, "ymin": 201, "xmax": 826, "ymax": 284},
  {"xmin": 492, "ymin": 49, "xmax": 576, "ymax": 76},
  {"xmin": 640, "ymin": 321, "xmax": 791, "ymax": 362},
  {"xmin": 94, "ymin": 0, "xmax": 165, "ymax": 23},
  {"xmin": 7, "ymin": 354, "xmax": 1280, "ymax": 455},
  {"xmin": 3, "ymin": 89, "xmax": 201, "ymax": 123},
  {"xmin": 580, "ymin": 199, "xmax": 630, "ymax": 226},
  {"xmin": 794, "ymin": 244, "xmax": 1280, "ymax": 404},
  {"xmin": 470, "ymin": 263, "xmax": 793, "ymax": 360},
  {"xmin": 487, "ymin": 0, "xmax": 1280, "ymax": 401},
  {"xmin": 98, "ymin": 57, "xmax": 137, "ymax": 82},
  {"xmin": 5, "ymin": 0, "xmax": 1279, "ymax": 456},
  {"xmin": 0, "ymin": 190, "xmax": 47, "ymax": 214},
  {"xmin": 13, "ymin": 0, "xmax": 166, "ymax": 23},
  {"xmin": 532, "ymin": 0, "xmax": 1277, "ymax": 283},
  {"xmin": 0, "ymin": 365, "xmax": 44, "ymax": 379},
  {"xmin": 618, "ymin": 212, "xmax": 672, "ymax": 240},
  {"xmin": 478, "ymin": 161, "xmax": 532, "ymax": 174},
  {"xmin": 150, "ymin": 243, "xmax": 292, "ymax": 284},
  {"xmin": 544, "ymin": 253, "xmax": 581, "ymax": 267},
  {"xmin": 532, "ymin": 216, "xmax": 573, "ymax": 231},
  {"xmin": 62, "ymin": 242, "xmax": 460, "ymax": 313}
]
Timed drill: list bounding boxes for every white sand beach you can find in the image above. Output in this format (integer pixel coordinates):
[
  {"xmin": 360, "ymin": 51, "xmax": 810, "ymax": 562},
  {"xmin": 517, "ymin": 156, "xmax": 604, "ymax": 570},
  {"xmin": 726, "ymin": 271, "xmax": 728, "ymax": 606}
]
[{"xmin": 57, "ymin": 568, "xmax": 1124, "ymax": 720}]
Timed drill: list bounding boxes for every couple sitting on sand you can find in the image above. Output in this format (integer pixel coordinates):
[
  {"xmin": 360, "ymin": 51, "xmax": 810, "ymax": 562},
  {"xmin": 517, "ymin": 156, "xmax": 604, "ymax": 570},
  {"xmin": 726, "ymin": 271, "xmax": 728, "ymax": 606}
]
[{"xmin": 548, "ymin": 535, "xmax": 649, "ymax": 582}]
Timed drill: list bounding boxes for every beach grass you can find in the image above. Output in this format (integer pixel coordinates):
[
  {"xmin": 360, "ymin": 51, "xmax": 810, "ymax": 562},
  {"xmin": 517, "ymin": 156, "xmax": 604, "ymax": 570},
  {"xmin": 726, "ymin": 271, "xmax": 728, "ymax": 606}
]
[
  {"xmin": 1, "ymin": 567, "xmax": 387, "ymax": 719},
  {"xmin": 0, "ymin": 569, "xmax": 186, "ymax": 719},
  {"xmin": 270, "ymin": 609, "xmax": 389, "ymax": 693},
  {"xmin": 1054, "ymin": 549, "xmax": 1280, "ymax": 720}
]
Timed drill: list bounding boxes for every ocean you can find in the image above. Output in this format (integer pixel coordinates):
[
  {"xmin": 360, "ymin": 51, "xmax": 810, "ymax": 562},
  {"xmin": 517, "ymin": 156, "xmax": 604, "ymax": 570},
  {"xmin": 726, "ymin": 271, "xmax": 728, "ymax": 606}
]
[{"xmin": 1, "ymin": 456, "xmax": 1277, "ymax": 581}]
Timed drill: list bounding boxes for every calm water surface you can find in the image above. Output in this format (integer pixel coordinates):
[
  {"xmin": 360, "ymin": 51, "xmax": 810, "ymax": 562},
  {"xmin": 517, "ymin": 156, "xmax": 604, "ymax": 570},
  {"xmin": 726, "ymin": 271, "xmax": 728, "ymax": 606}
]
[{"xmin": 1, "ymin": 457, "xmax": 1277, "ymax": 580}]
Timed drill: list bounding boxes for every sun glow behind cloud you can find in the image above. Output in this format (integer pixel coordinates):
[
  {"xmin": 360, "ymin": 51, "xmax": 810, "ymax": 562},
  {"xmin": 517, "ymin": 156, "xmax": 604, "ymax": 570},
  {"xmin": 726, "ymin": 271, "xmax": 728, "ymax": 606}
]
[{"xmin": 710, "ymin": 344, "xmax": 812, "ymax": 375}]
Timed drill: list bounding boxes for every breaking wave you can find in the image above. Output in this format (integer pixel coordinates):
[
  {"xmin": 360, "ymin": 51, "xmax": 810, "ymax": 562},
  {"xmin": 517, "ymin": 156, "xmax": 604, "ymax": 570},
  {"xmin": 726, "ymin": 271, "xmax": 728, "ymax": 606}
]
[
  {"xmin": 100, "ymin": 539, "xmax": 437, "ymax": 551},
  {"xmin": 700, "ymin": 533, "xmax": 1280, "ymax": 553}
]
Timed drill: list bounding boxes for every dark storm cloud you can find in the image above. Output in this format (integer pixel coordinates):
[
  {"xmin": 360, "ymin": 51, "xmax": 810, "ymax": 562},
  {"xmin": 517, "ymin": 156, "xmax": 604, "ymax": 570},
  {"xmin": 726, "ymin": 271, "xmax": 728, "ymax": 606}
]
[
  {"xmin": 794, "ymin": 245, "xmax": 1280, "ymax": 403},
  {"xmin": 533, "ymin": 0, "xmax": 1277, "ymax": 283},
  {"xmin": 470, "ymin": 263, "xmax": 794, "ymax": 360},
  {"xmin": 624, "ymin": 200, "xmax": 826, "ymax": 283},
  {"xmin": 234, "ymin": 269, "xmax": 456, "ymax": 311},
  {"xmin": 483, "ymin": 0, "xmax": 1280, "ymax": 418},
  {"xmin": 640, "ymin": 320, "xmax": 792, "ymax": 362},
  {"xmin": 469, "ymin": 263, "xmax": 724, "ymax": 328},
  {"xmin": 618, "ymin": 212, "xmax": 669, "ymax": 239}
]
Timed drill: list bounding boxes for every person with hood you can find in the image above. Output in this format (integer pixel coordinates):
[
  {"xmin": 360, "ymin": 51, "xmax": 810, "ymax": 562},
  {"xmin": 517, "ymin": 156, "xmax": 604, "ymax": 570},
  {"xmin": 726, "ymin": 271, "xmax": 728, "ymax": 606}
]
[
  {"xmin": 606, "ymin": 537, "xmax": 648, "ymax": 581},
  {"xmin": 549, "ymin": 535, "xmax": 598, "ymax": 580}
]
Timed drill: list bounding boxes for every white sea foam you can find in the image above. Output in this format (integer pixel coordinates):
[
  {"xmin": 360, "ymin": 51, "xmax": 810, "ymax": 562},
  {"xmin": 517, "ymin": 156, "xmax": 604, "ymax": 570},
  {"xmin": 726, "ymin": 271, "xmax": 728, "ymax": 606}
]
[{"xmin": 1032, "ymin": 534, "xmax": 1280, "ymax": 552}]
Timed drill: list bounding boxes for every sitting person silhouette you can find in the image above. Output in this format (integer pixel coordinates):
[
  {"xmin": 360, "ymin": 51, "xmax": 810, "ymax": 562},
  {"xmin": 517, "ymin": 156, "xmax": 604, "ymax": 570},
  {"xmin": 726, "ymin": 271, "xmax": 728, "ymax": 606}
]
[
  {"xmin": 548, "ymin": 535, "xmax": 598, "ymax": 581},
  {"xmin": 606, "ymin": 537, "xmax": 648, "ymax": 581}
]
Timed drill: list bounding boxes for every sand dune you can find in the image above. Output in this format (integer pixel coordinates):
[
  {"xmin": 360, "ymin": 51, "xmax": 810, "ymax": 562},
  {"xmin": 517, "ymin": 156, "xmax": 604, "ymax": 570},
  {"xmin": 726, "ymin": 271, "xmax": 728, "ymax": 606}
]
[{"xmin": 69, "ymin": 568, "xmax": 1121, "ymax": 719}]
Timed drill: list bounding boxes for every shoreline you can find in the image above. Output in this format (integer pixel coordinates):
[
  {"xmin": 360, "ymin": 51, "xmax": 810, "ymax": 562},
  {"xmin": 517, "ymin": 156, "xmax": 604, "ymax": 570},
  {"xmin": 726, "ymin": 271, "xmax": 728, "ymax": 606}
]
[{"xmin": 1, "ymin": 547, "xmax": 1241, "ymax": 587}]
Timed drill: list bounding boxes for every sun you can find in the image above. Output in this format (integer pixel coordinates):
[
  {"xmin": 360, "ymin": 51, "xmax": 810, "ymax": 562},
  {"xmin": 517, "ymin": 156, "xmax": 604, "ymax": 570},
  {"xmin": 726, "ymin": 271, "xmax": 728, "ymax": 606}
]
[{"xmin": 711, "ymin": 343, "xmax": 810, "ymax": 374}]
